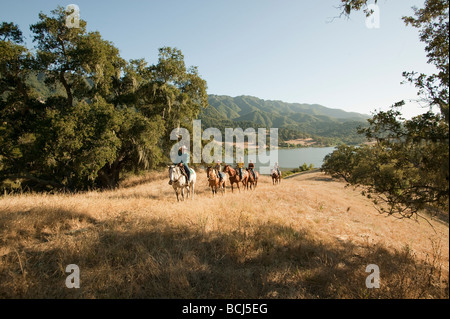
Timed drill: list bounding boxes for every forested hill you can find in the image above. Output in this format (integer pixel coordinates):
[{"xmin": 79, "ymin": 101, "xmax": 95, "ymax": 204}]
[{"xmin": 198, "ymin": 95, "xmax": 370, "ymax": 146}]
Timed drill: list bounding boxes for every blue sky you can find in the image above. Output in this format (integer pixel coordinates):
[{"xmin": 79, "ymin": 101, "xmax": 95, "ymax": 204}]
[{"xmin": 0, "ymin": 0, "xmax": 436, "ymax": 118}]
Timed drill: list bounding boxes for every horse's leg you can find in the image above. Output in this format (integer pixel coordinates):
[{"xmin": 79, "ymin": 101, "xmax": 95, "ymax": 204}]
[
  {"xmin": 176, "ymin": 189, "xmax": 180, "ymax": 202},
  {"xmin": 191, "ymin": 182, "xmax": 195, "ymax": 200}
]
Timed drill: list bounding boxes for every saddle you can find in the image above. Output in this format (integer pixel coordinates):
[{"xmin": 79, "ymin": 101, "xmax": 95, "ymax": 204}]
[{"xmin": 235, "ymin": 166, "xmax": 243, "ymax": 179}]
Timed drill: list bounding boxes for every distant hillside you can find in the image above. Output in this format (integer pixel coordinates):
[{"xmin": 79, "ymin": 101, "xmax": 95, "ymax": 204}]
[{"xmin": 199, "ymin": 95, "xmax": 370, "ymax": 146}]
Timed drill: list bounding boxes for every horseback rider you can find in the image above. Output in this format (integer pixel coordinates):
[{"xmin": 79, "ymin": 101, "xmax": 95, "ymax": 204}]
[
  {"xmin": 215, "ymin": 160, "xmax": 223, "ymax": 182},
  {"xmin": 274, "ymin": 161, "xmax": 281, "ymax": 177},
  {"xmin": 177, "ymin": 145, "xmax": 190, "ymax": 182},
  {"xmin": 237, "ymin": 157, "xmax": 244, "ymax": 180},
  {"xmin": 248, "ymin": 160, "xmax": 256, "ymax": 180}
]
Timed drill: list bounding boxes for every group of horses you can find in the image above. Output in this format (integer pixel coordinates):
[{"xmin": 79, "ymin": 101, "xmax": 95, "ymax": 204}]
[
  {"xmin": 168, "ymin": 164, "xmax": 281, "ymax": 201},
  {"xmin": 207, "ymin": 165, "xmax": 259, "ymax": 196}
]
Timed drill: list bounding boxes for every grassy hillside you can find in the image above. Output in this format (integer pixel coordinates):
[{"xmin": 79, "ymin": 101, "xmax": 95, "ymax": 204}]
[
  {"xmin": 206, "ymin": 95, "xmax": 369, "ymax": 121},
  {"xmin": 0, "ymin": 170, "xmax": 447, "ymax": 298},
  {"xmin": 200, "ymin": 95, "xmax": 370, "ymax": 146}
]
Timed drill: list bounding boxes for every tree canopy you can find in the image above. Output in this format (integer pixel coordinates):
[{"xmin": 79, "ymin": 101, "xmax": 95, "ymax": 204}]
[
  {"xmin": 322, "ymin": 0, "xmax": 449, "ymax": 220},
  {"xmin": 0, "ymin": 6, "xmax": 208, "ymax": 191}
]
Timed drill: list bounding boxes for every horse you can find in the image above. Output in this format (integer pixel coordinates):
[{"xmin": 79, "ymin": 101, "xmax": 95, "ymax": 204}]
[
  {"xmin": 168, "ymin": 164, "xmax": 196, "ymax": 201},
  {"xmin": 246, "ymin": 168, "xmax": 259, "ymax": 190},
  {"xmin": 271, "ymin": 169, "xmax": 281, "ymax": 185},
  {"xmin": 206, "ymin": 166, "xmax": 226, "ymax": 196},
  {"xmin": 223, "ymin": 164, "xmax": 246, "ymax": 193}
]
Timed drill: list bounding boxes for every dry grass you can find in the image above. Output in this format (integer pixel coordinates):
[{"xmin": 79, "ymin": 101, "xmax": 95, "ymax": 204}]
[{"xmin": 0, "ymin": 170, "xmax": 448, "ymax": 299}]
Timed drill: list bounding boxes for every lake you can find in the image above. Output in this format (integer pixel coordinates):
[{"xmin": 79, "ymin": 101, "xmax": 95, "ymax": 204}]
[{"xmin": 243, "ymin": 146, "xmax": 336, "ymax": 171}]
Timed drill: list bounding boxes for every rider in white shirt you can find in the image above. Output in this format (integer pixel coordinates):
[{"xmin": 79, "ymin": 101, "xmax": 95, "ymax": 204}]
[{"xmin": 274, "ymin": 162, "xmax": 280, "ymax": 177}]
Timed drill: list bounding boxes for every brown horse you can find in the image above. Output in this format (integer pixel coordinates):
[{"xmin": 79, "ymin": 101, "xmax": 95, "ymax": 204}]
[
  {"xmin": 246, "ymin": 168, "xmax": 259, "ymax": 190},
  {"xmin": 271, "ymin": 169, "xmax": 281, "ymax": 185},
  {"xmin": 223, "ymin": 164, "xmax": 246, "ymax": 193},
  {"xmin": 206, "ymin": 166, "xmax": 226, "ymax": 196}
]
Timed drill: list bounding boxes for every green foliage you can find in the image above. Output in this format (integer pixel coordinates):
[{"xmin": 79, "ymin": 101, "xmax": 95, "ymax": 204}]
[
  {"xmin": 299, "ymin": 163, "xmax": 315, "ymax": 172},
  {"xmin": 402, "ymin": 0, "xmax": 449, "ymax": 123},
  {"xmin": 322, "ymin": 144, "xmax": 359, "ymax": 182},
  {"xmin": 0, "ymin": 6, "xmax": 207, "ymax": 191},
  {"xmin": 323, "ymin": 132, "xmax": 449, "ymax": 219},
  {"xmin": 328, "ymin": 0, "xmax": 449, "ymax": 219},
  {"xmin": 282, "ymin": 163, "xmax": 315, "ymax": 178},
  {"xmin": 0, "ymin": 22, "xmax": 23, "ymax": 43}
]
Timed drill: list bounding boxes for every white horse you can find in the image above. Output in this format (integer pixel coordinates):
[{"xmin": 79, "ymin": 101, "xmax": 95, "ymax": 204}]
[{"xmin": 168, "ymin": 165, "xmax": 196, "ymax": 202}]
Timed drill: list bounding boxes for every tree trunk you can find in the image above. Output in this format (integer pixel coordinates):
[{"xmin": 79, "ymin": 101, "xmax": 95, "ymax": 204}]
[
  {"xmin": 97, "ymin": 155, "xmax": 125, "ymax": 189},
  {"xmin": 60, "ymin": 69, "xmax": 73, "ymax": 107}
]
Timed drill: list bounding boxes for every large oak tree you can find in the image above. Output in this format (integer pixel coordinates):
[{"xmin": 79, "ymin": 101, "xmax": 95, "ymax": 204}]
[{"xmin": 0, "ymin": 6, "xmax": 208, "ymax": 191}]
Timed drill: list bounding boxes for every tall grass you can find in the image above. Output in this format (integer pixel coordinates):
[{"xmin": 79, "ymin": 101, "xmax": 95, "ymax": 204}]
[{"xmin": 0, "ymin": 171, "xmax": 448, "ymax": 298}]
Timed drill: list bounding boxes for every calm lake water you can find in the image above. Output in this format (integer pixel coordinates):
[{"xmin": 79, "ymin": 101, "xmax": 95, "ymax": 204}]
[{"xmin": 243, "ymin": 146, "xmax": 336, "ymax": 171}]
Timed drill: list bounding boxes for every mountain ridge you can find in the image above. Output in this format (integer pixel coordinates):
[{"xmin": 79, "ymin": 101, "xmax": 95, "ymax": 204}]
[
  {"xmin": 199, "ymin": 94, "xmax": 370, "ymax": 146},
  {"xmin": 206, "ymin": 94, "xmax": 370, "ymax": 121}
]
